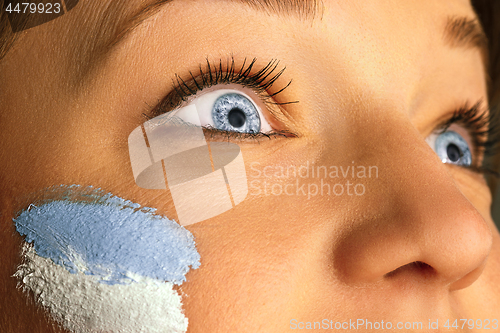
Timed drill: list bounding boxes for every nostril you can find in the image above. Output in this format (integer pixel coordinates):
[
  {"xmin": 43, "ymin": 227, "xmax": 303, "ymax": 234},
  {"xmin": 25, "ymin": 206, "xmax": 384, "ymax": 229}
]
[
  {"xmin": 412, "ymin": 261, "xmax": 434, "ymax": 274},
  {"xmin": 384, "ymin": 261, "xmax": 436, "ymax": 279}
]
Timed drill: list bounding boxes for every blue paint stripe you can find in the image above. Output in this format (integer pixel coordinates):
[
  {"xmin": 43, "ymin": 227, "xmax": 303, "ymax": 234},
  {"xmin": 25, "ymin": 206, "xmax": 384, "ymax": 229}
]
[{"xmin": 14, "ymin": 186, "xmax": 200, "ymax": 285}]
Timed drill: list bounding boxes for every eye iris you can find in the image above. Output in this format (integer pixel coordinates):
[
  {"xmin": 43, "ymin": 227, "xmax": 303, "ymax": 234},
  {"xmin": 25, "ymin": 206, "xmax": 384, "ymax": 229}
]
[
  {"xmin": 212, "ymin": 93, "xmax": 261, "ymax": 133},
  {"xmin": 434, "ymin": 130, "xmax": 472, "ymax": 167},
  {"xmin": 227, "ymin": 108, "xmax": 246, "ymax": 128},
  {"xmin": 446, "ymin": 143, "xmax": 461, "ymax": 162}
]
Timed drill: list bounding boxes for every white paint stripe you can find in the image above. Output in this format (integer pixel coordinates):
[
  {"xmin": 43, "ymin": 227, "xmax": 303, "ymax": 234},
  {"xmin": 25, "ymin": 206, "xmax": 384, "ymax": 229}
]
[{"xmin": 15, "ymin": 243, "xmax": 188, "ymax": 333}]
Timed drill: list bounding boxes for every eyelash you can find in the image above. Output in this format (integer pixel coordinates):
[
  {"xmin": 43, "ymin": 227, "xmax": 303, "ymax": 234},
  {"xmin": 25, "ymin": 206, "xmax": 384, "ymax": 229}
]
[
  {"xmin": 147, "ymin": 56, "xmax": 298, "ymax": 142},
  {"xmin": 438, "ymin": 101, "xmax": 500, "ymax": 177}
]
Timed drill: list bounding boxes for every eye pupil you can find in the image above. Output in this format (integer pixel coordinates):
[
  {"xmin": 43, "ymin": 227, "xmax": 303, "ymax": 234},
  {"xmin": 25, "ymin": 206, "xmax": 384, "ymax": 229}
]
[
  {"xmin": 446, "ymin": 143, "xmax": 461, "ymax": 162},
  {"xmin": 227, "ymin": 108, "xmax": 246, "ymax": 128}
]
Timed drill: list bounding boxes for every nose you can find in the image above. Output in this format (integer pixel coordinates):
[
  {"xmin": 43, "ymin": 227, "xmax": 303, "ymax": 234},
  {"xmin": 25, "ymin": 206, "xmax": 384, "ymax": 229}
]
[{"xmin": 332, "ymin": 118, "xmax": 493, "ymax": 291}]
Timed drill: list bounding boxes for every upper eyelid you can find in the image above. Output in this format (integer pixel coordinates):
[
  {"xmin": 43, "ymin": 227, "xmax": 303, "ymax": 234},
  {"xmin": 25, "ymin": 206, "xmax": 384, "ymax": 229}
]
[
  {"xmin": 433, "ymin": 102, "xmax": 490, "ymax": 141},
  {"xmin": 146, "ymin": 57, "xmax": 297, "ymax": 120},
  {"xmin": 149, "ymin": 83, "xmax": 279, "ymax": 130}
]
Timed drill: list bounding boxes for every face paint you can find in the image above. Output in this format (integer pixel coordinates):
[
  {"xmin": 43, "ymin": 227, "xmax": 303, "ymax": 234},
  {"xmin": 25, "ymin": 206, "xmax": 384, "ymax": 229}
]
[{"xmin": 13, "ymin": 185, "xmax": 200, "ymax": 333}]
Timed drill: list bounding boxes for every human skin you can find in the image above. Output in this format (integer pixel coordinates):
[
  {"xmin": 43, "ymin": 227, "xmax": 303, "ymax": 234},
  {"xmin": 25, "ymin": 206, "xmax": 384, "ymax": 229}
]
[{"xmin": 1, "ymin": 0, "xmax": 500, "ymax": 332}]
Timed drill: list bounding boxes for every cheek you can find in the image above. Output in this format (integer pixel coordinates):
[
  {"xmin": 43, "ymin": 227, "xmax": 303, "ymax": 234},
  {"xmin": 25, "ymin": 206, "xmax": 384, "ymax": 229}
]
[
  {"xmin": 448, "ymin": 166, "xmax": 492, "ymax": 217},
  {"xmin": 13, "ymin": 185, "xmax": 200, "ymax": 333}
]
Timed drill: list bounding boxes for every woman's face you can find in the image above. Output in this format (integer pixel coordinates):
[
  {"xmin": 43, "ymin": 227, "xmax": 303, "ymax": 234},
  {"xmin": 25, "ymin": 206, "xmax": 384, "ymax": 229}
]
[{"xmin": 1, "ymin": 0, "xmax": 500, "ymax": 332}]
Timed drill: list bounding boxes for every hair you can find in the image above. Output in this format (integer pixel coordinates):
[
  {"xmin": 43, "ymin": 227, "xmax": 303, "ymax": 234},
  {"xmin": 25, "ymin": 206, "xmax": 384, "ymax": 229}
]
[
  {"xmin": 470, "ymin": 0, "xmax": 500, "ymax": 191},
  {"xmin": 472, "ymin": 1, "xmax": 500, "ymax": 107},
  {"xmin": 0, "ymin": 0, "xmax": 22, "ymax": 60}
]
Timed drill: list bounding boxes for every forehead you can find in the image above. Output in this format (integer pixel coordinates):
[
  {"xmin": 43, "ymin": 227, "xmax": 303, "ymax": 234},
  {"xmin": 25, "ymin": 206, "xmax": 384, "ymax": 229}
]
[
  {"xmin": 1, "ymin": 0, "xmax": 486, "ymax": 119},
  {"xmin": 98, "ymin": 2, "xmax": 479, "ymax": 68}
]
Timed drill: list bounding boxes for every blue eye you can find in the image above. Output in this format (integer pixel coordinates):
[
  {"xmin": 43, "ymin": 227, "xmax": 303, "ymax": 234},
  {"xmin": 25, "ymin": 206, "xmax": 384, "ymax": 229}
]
[
  {"xmin": 184, "ymin": 87, "xmax": 272, "ymax": 134},
  {"xmin": 433, "ymin": 130, "xmax": 472, "ymax": 167},
  {"xmin": 212, "ymin": 93, "xmax": 261, "ymax": 133}
]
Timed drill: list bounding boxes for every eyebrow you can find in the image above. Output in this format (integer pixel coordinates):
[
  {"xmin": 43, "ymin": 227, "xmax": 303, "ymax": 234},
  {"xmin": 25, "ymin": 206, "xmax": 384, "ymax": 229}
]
[
  {"xmin": 443, "ymin": 16, "xmax": 489, "ymax": 69},
  {"xmin": 66, "ymin": 0, "xmax": 324, "ymax": 87},
  {"xmin": 111, "ymin": 0, "xmax": 324, "ymax": 47},
  {"xmin": 69, "ymin": 4, "xmax": 487, "ymax": 90}
]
